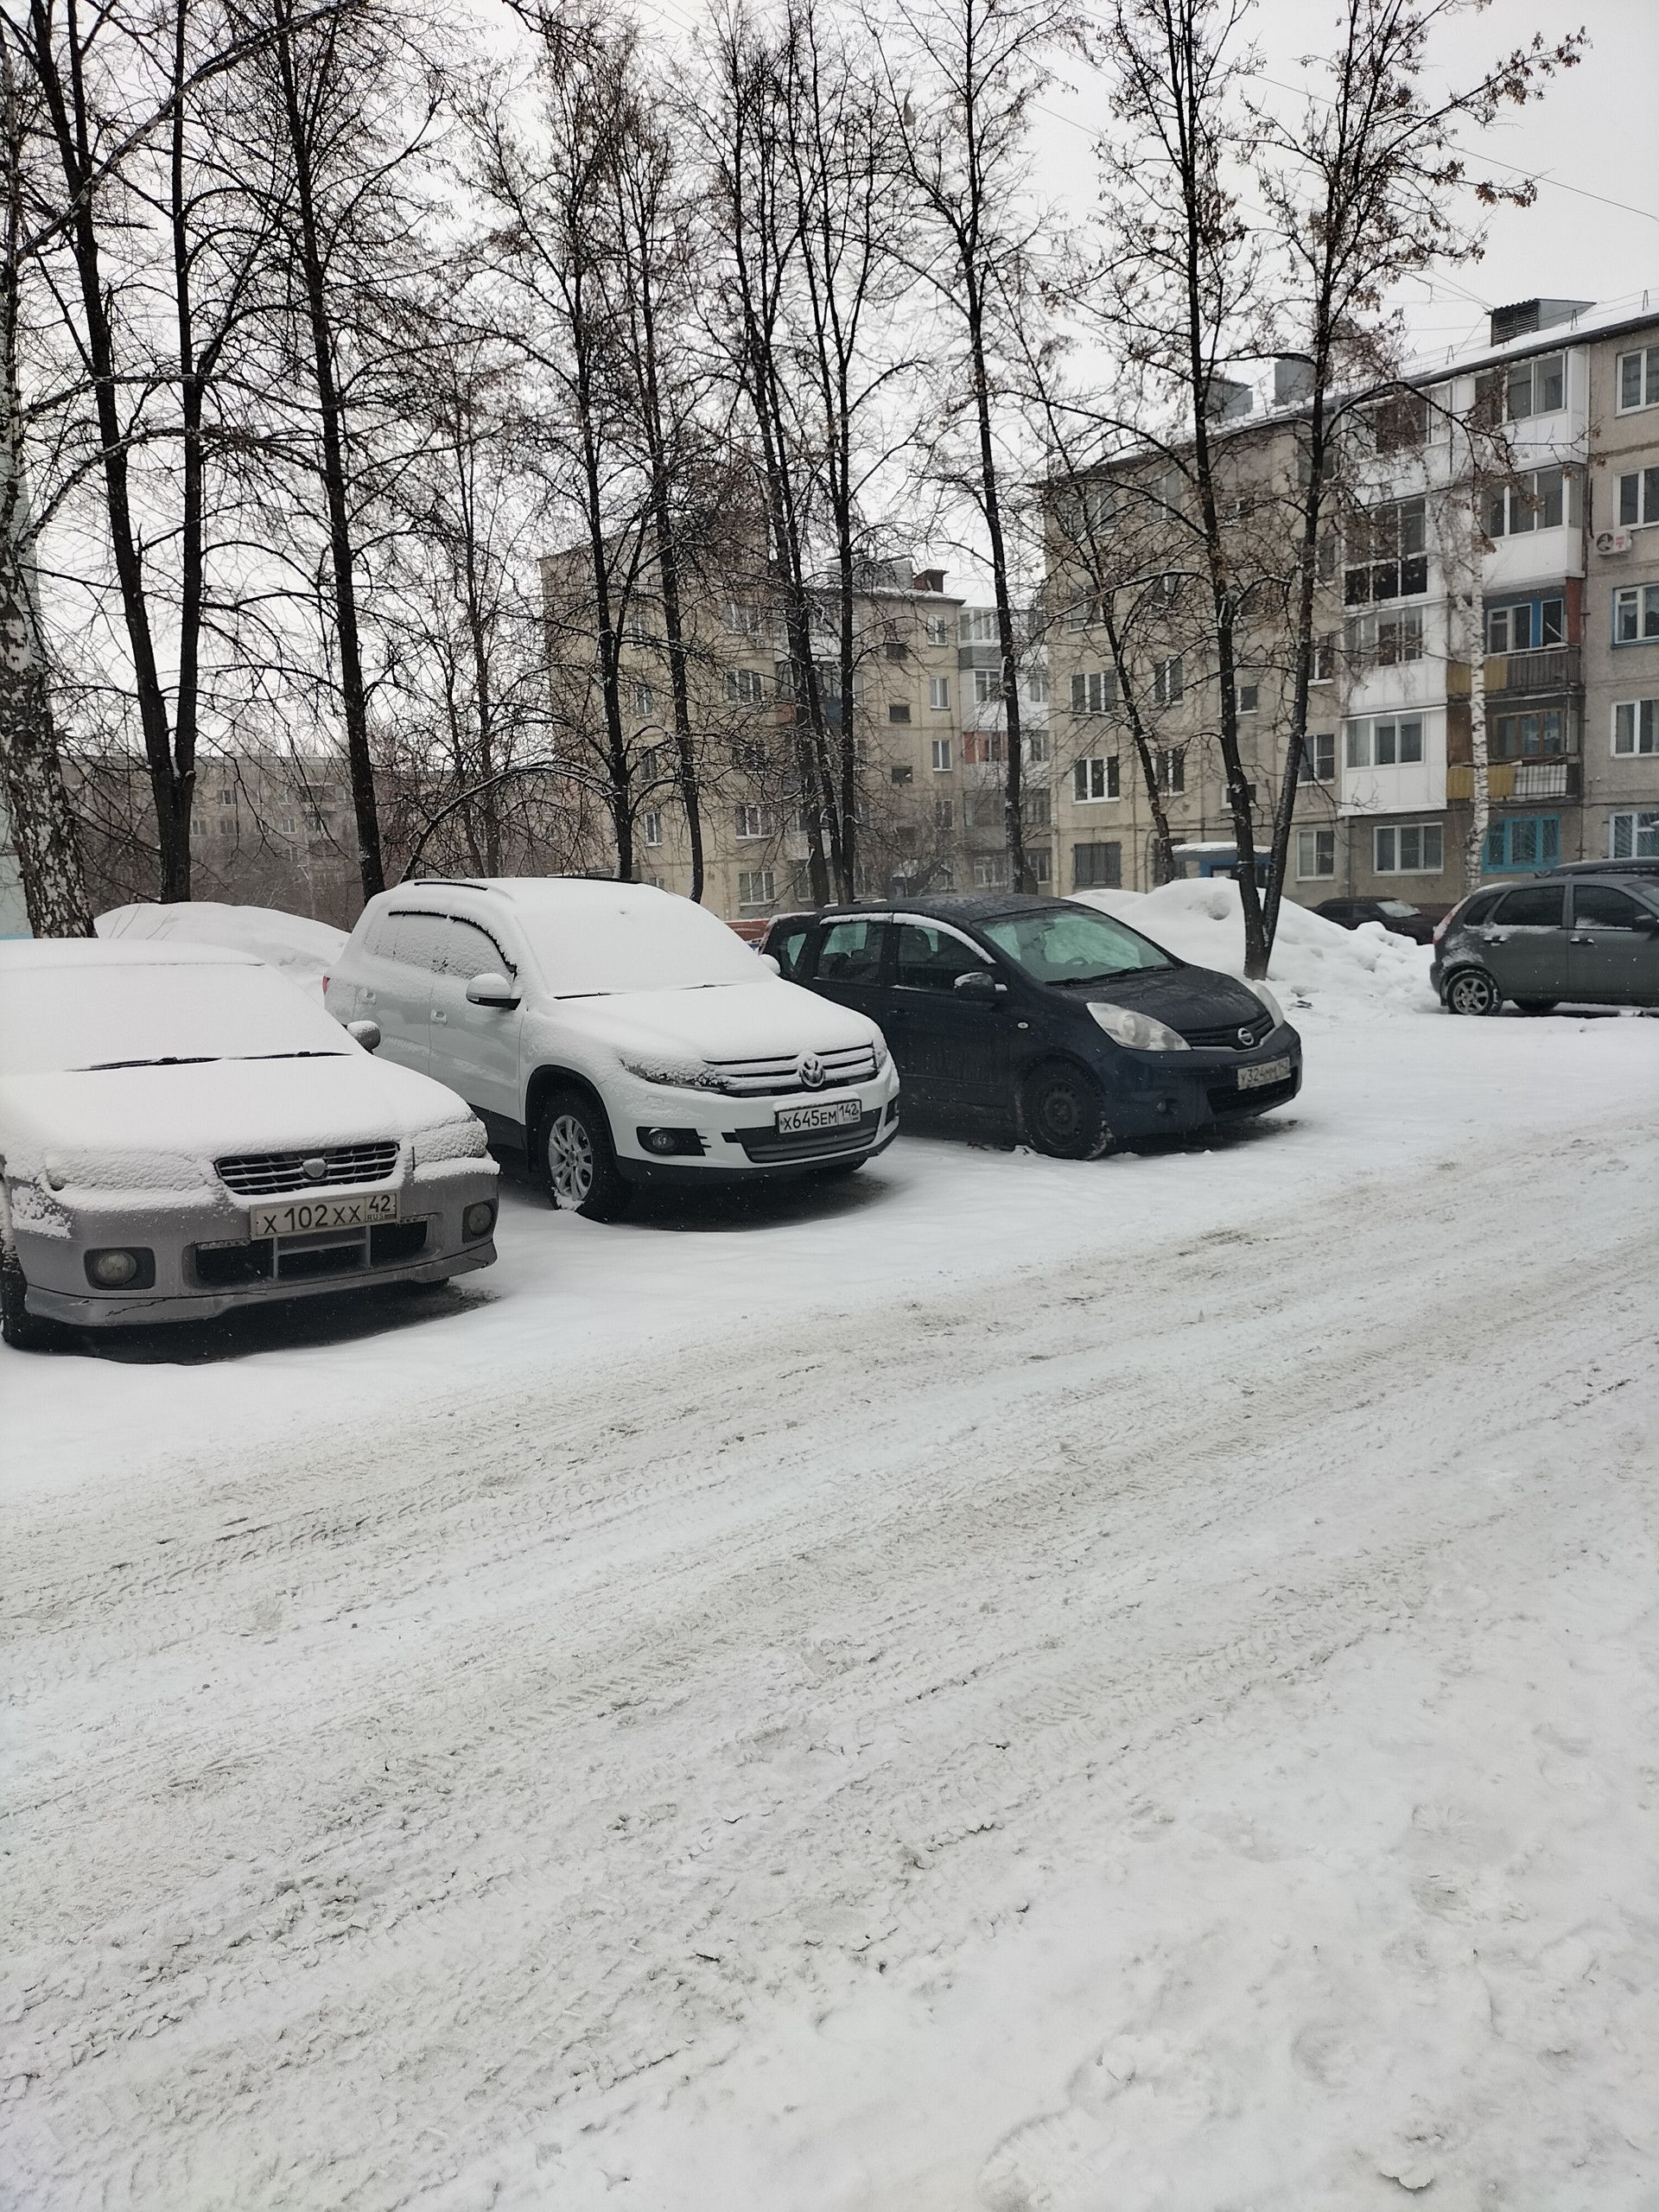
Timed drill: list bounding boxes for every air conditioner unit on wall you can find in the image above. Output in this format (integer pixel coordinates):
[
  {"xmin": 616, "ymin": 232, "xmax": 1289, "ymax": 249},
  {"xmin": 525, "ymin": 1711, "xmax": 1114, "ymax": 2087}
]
[{"xmin": 1593, "ymin": 530, "xmax": 1632, "ymax": 556}]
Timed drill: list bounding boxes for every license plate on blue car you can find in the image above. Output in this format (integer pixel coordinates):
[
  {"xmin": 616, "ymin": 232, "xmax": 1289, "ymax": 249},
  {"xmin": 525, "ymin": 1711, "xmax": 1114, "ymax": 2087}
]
[{"xmin": 1236, "ymin": 1056, "xmax": 1292, "ymax": 1090}]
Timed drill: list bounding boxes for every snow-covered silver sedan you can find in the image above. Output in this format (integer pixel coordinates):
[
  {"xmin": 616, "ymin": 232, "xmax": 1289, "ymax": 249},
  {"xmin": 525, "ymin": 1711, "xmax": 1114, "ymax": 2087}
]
[{"xmin": 0, "ymin": 939, "xmax": 499, "ymax": 1348}]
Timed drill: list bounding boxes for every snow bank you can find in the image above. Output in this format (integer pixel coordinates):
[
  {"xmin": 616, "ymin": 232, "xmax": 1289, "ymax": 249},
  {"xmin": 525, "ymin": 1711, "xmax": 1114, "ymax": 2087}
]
[
  {"xmin": 1074, "ymin": 879, "xmax": 1437, "ymax": 1014},
  {"xmin": 96, "ymin": 901, "xmax": 348, "ymax": 998}
]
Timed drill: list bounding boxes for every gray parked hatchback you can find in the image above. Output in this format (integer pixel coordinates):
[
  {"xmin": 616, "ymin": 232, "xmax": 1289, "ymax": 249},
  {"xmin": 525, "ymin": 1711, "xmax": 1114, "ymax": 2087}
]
[{"xmin": 1431, "ymin": 871, "xmax": 1659, "ymax": 1014}]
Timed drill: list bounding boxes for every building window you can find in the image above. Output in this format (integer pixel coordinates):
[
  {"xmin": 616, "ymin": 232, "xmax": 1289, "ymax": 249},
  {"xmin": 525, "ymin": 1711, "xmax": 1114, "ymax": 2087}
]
[
  {"xmin": 734, "ymin": 804, "xmax": 770, "ymax": 840},
  {"xmin": 973, "ymin": 853, "xmax": 1010, "ymax": 887},
  {"xmin": 891, "ymin": 763, "xmax": 913, "ymax": 785},
  {"xmin": 1024, "ymin": 668, "xmax": 1050, "ymax": 705},
  {"xmin": 737, "ymin": 869, "xmax": 775, "ymax": 912},
  {"xmin": 726, "ymin": 666, "xmax": 766, "ymax": 705},
  {"xmin": 931, "ymin": 737, "xmax": 952, "ymax": 771},
  {"xmin": 963, "ymin": 792, "xmax": 1000, "ymax": 830},
  {"xmin": 1613, "ymin": 699, "xmax": 1658, "ymax": 754},
  {"xmin": 1027, "ymin": 847, "xmax": 1053, "ymax": 887},
  {"xmin": 1344, "ymin": 715, "xmax": 1425, "ymax": 769},
  {"xmin": 1345, "ymin": 608, "xmax": 1425, "ymax": 666},
  {"xmin": 1363, "ymin": 390, "xmax": 1429, "ymax": 452},
  {"xmin": 1618, "ymin": 467, "xmax": 1659, "ymax": 528},
  {"xmin": 1375, "ymin": 822, "xmax": 1443, "ymax": 874},
  {"xmin": 963, "ymin": 731, "xmax": 1006, "ymax": 764},
  {"xmin": 1487, "ymin": 596, "xmax": 1565, "ymax": 653},
  {"xmin": 632, "ymin": 681, "xmax": 654, "ymax": 716},
  {"xmin": 889, "ymin": 701, "xmax": 912, "ymax": 723},
  {"xmin": 1613, "ymin": 586, "xmax": 1659, "ymax": 645},
  {"xmin": 1023, "ymin": 787, "xmax": 1052, "ymax": 829},
  {"xmin": 1298, "ymin": 732, "xmax": 1337, "ymax": 782},
  {"xmin": 960, "ymin": 608, "xmax": 999, "ymax": 644},
  {"xmin": 1073, "ymin": 755, "xmax": 1120, "ymax": 802},
  {"xmin": 972, "ymin": 667, "xmax": 1001, "ymax": 706},
  {"xmin": 1071, "ymin": 841, "xmax": 1122, "ymax": 889},
  {"xmin": 1488, "ymin": 467, "xmax": 1573, "ymax": 538},
  {"xmin": 1492, "ymin": 710, "xmax": 1567, "ymax": 759},
  {"xmin": 1501, "ymin": 352, "xmax": 1565, "ymax": 421},
  {"xmin": 1617, "ymin": 346, "xmax": 1659, "ymax": 413},
  {"xmin": 642, "ymin": 810, "xmax": 662, "ymax": 847},
  {"xmin": 1483, "ymin": 815, "xmax": 1560, "ymax": 872},
  {"xmin": 1311, "ymin": 633, "xmax": 1336, "ymax": 683},
  {"xmin": 922, "ymin": 613, "xmax": 951, "ymax": 645},
  {"xmin": 724, "ymin": 600, "xmax": 770, "ymax": 637},
  {"xmin": 1070, "ymin": 670, "xmax": 1117, "ymax": 715},
  {"xmin": 732, "ymin": 738, "xmax": 770, "ymax": 774},
  {"xmin": 1155, "ymin": 747, "xmax": 1185, "ymax": 793},
  {"xmin": 884, "ymin": 638, "xmax": 908, "ymax": 661},
  {"xmin": 1297, "ymin": 828, "xmax": 1335, "ymax": 878},
  {"xmin": 1238, "ymin": 682, "xmax": 1259, "ymax": 715},
  {"xmin": 1152, "ymin": 656, "xmax": 1183, "ymax": 705},
  {"xmin": 1611, "ymin": 809, "xmax": 1659, "ymax": 858},
  {"xmin": 1024, "ymin": 731, "xmax": 1050, "ymax": 765},
  {"xmin": 929, "ymin": 676, "xmax": 950, "ymax": 710},
  {"xmin": 933, "ymin": 798, "xmax": 954, "ymax": 830},
  {"xmin": 1344, "ymin": 497, "xmax": 1427, "ymax": 603}
]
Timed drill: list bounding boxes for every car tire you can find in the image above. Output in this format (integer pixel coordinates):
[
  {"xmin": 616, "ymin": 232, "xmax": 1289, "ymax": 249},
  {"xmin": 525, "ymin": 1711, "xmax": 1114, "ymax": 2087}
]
[
  {"xmin": 1021, "ymin": 1061, "xmax": 1112, "ymax": 1160},
  {"xmin": 1, "ymin": 1251, "xmax": 54, "ymax": 1351},
  {"xmin": 1444, "ymin": 969, "xmax": 1503, "ymax": 1017},
  {"xmin": 539, "ymin": 1089, "xmax": 633, "ymax": 1221},
  {"xmin": 1515, "ymin": 999, "xmax": 1559, "ymax": 1015}
]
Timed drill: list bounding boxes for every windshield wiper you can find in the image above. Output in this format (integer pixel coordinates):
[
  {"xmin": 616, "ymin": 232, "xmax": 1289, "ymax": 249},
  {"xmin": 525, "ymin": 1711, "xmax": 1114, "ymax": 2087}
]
[
  {"xmin": 79, "ymin": 1054, "xmax": 220, "ymax": 1071},
  {"xmin": 243, "ymin": 1050, "xmax": 348, "ymax": 1060},
  {"xmin": 1049, "ymin": 972, "xmax": 1130, "ymax": 987}
]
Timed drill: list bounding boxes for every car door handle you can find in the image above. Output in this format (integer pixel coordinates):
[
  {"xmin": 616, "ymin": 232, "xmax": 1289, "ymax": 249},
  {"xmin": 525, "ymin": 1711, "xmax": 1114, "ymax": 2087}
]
[
  {"xmin": 432, "ymin": 1007, "xmax": 448, "ymax": 1023},
  {"xmin": 1569, "ymin": 934, "xmax": 1594, "ymax": 944},
  {"xmin": 1487, "ymin": 931, "xmax": 1509, "ymax": 944}
]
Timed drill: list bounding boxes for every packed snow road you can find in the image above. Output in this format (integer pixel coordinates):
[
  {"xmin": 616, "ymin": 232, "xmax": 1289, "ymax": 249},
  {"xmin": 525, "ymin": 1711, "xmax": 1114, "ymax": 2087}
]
[{"xmin": 5, "ymin": 1004, "xmax": 1658, "ymax": 2210}]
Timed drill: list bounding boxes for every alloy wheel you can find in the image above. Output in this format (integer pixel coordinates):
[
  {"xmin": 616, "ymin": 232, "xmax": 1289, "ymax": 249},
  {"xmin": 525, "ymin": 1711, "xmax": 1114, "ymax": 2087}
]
[{"xmin": 547, "ymin": 1112, "xmax": 596, "ymax": 1206}]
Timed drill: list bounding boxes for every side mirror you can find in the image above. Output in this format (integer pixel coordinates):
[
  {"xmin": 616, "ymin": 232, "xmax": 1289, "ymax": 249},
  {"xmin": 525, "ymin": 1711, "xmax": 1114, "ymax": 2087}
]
[
  {"xmin": 346, "ymin": 1019, "xmax": 381, "ymax": 1053},
  {"xmin": 758, "ymin": 951, "xmax": 782, "ymax": 975},
  {"xmin": 466, "ymin": 970, "xmax": 520, "ymax": 1007},
  {"xmin": 953, "ymin": 967, "xmax": 1004, "ymax": 1002}
]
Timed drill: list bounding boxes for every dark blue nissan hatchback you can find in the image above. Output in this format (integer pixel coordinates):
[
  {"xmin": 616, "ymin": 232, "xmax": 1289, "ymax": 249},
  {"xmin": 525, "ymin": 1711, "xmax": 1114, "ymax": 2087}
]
[{"xmin": 763, "ymin": 894, "xmax": 1302, "ymax": 1157}]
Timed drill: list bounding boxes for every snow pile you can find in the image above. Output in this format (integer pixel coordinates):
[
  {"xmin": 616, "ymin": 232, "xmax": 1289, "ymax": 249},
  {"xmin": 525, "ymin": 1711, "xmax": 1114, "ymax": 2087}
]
[
  {"xmin": 96, "ymin": 900, "xmax": 348, "ymax": 998},
  {"xmin": 1073, "ymin": 879, "xmax": 1437, "ymax": 1014}
]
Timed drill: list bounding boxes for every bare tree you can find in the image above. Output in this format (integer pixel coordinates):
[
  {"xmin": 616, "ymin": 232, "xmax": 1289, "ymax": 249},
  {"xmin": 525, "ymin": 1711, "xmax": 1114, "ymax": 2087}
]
[{"xmin": 890, "ymin": 0, "xmax": 1076, "ymax": 897}]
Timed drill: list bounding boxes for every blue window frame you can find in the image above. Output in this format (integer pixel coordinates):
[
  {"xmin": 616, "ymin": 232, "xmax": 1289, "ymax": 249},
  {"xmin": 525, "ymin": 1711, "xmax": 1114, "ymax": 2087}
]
[
  {"xmin": 1483, "ymin": 815, "xmax": 1560, "ymax": 872},
  {"xmin": 1484, "ymin": 594, "xmax": 1565, "ymax": 654}
]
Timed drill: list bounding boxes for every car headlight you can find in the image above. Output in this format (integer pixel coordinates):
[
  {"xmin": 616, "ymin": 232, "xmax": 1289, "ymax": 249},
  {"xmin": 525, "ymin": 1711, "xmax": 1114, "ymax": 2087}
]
[
  {"xmin": 620, "ymin": 1055, "xmax": 726, "ymax": 1091},
  {"xmin": 870, "ymin": 1032, "xmax": 889, "ymax": 1074},
  {"xmin": 411, "ymin": 1116, "xmax": 489, "ymax": 1166},
  {"xmin": 1246, "ymin": 981, "xmax": 1285, "ymax": 1027},
  {"xmin": 1087, "ymin": 1002, "xmax": 1191, "ymax": 1052}
]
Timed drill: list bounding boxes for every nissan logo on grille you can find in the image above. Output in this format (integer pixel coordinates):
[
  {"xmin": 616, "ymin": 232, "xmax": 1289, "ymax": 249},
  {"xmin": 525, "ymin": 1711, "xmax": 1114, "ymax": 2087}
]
[
  {"xmin": 1236, "ymin": 1026, "xmax": 1256, "ymax": 1047},
  {"xmin": 798, "ymin": 1053, "xmax": 826, "ymax": 1090}
]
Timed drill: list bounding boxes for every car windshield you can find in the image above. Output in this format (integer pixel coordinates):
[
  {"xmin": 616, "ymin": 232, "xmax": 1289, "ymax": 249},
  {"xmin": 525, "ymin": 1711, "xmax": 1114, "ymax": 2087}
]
[
  {"xmin": 0, "ymin": 961, "xmax": 350, "ymax": 1078},
  {"xmin": 981, "ymin": 906, "xmax": 1174, "ymax": 984},
  {"xmin": 1376, "ymin": 900, "xmax": 1420, "ymax": 918},
  {"xmin": 518, "ymin": 893, "xmax": 772, "ymax": 996}
]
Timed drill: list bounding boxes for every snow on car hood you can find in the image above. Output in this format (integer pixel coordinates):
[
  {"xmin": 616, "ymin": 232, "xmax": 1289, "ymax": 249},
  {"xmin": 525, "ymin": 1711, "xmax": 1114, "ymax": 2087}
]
[
  {"xmin": 0, "ymin": 1051, "xmax": 477, "ymax": 1189},
  {"xmin": 537, "ymin": 977, "xmax": 881, "ymax": 1066}
]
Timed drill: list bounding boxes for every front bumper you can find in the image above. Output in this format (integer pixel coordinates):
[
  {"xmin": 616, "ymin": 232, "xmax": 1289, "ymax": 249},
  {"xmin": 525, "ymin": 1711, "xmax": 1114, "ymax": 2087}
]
[
  {"xmin": 609, "ymin": 1064, "xmax": 902, "ymax": 1182},
  {"xmin": 1095, "ymin": 1024, "xmax": 1303, "ymax": 1138},
  {"xmin": 10, "ymin": 1157, "xmax": 499, "ymax": 1329}
]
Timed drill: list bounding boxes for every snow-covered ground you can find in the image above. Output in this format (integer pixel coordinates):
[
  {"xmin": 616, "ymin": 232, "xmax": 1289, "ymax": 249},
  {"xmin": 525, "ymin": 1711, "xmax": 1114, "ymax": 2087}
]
[{"xmin": 6, "ymin": 976, "xmax": 1658, "ymax": 2210}]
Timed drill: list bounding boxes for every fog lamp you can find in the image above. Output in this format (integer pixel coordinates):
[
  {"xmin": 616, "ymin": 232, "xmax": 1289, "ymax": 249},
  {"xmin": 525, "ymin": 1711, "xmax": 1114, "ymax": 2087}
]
[
  {"xmin": 86, "ymin": 1247, "xmax": 152, "ymax": 1288},
  {"xmin": 463, "ymin": 1201, "xmax": 497, "ymax": 1239}
]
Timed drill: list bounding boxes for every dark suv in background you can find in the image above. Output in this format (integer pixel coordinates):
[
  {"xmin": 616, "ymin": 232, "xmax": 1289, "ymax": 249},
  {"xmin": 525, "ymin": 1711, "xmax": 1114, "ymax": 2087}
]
[
  {"xmin": 1431, "ymin": 870, "xmax": 1659, "ymax": 1014},
  {"xmin": 763, "ymin": 894, "xmax": 1301, "ymax": 1156},
  {"xmin": 1313, "ymin": 896, "xmax": 1439, "ymax": 944}
]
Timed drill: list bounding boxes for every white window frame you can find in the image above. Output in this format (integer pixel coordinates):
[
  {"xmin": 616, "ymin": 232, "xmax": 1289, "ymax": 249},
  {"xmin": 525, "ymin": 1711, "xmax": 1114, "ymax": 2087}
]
[
  {"xmin": 1374, "ymin": 822, "xmax": 1443, "ymax": 874},
  {"xmin": 933, "ymin": 797, "xmax": 954, "ymax": 830},
  {"xmin": 737, "ymin": 868, "xmax": 775, "ymax": 912},
  {"xmin": 1616, "ymin": 346, "xmax": 1659, "ymax": 415},
  {"xmin": 632, "ymin": 681, "xmax": 654, "ymax": 715},
  {"xmin": 922, "ymin": 613, "xmax": 951, "ymax": 646},
  {"xmin": 1152, "ymin": 656, "xmax": 1183, "ymax": 706},
  {"xmin": 1237, "ymin": 682, "xmax": 1259, "ymax": 715},
  {"xmin": 929, "ymin": 676, "xmax": 950, "ymax": 711},
  {"xmin": 930, "ymin": 736, "xmax": 953, "ymax": 771},
  {"xmin": 1072, "ymin": 755, "xmax": 1120, "ymax": 803},
  {"xmin": 1487, "ymin": 467, "xmax": 1568, "ymax": 538},
  {"xmin": 973, "ymin": 667, "xmax": 1000, "ymax": 705},
  {"xmin": 1613, "ymin": 585, "xmax": 1659, "ymax": 645},
  {"xmin": 1344, "ymin": 715, "xmax": 1426, "ymax": 770},
  {"xmin": 1617, "ymin": 466, "xmax": 1659, "ymax": 529},
  {"xmin": 1610, "ymin": 809, "xmax": 1659, "ymax": 859},
  {"xmin": 972, "ymin": 853, "xmax": 1010, "ymax": 888},
  {"xmin": 726, "ymin": 665, "xmax": 766, "ymax": 706},
  {"xmin": 1503, "ymin": 352, "xmax": 1566, "ymax": 421},
  {"xmin": 1071, "ymin": 670, "xmax": 1116, "ymax": 715},
  {"xmin": 642, "ymin": 809, "xmax": 662, "ymax": 847},
  {"xmin": 1296, "ymin": 827, "xmax": 1335, "ymax": 880},
  {"xmin": 734, "ymin": 804, "xmax": 770, "ymax": 840},
  {"xmin": 1154, "ymin": 746, "xmax": 1185, "ymax": 794},
  {"xmin": 1310, "ymin": 633, "xmax": 1335, "ymax": 684},
  {"xmin": 1612, "ymin": 699, "xmax": 1658, "ymax": 755},
  {"xmin": 959, "ymin": 609, "xmax": 999, "ymax": 645}
]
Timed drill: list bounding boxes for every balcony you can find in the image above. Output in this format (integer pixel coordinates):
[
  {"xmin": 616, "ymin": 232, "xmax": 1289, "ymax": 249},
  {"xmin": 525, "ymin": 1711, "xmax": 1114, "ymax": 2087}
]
[
  {"xmin": 1484, "ymin": 645, "xmax": 1580, "ymax": 697},
  {"xmin": 1446, "ymin": 760, "xmax": 1580, "ymax": 802}
]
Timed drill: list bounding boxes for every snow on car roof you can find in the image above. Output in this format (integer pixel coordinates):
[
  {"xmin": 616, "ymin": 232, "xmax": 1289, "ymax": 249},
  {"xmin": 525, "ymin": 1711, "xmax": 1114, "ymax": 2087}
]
[
  {"xmin": 0, "ymin": 938, "xmax": 261, "ymax": 971},
  {"xmin": 396, "ymin": 876, "xmax": 766, "ymax": 995}
]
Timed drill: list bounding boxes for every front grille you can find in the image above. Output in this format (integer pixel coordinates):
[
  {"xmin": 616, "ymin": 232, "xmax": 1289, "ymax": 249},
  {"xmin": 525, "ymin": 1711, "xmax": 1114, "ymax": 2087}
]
[
  {"xmin": 1181, "ymin": 1014, "xmax": 1273, "ymax": 1051},
  {"xmin": 734, "ymin": 1109, "xmax": 880, "ymax": 1164},
  {"xmin": 370, "ymin": 1220, "xmax": 429, "ymax": 1266},
  {"xmin": 705, "ymin": 1043, "xmax": 879, "ymax": 1096},
  {"xmin": 276, "ymin": 1236, "xmax": 365, "ymax": 1281},
  {"xmin": 216, "ymin": 1141, "xmax": 400, "ymax": 1196},
  {"xmin": 192, "ymin": 1240, "xmax": 275, "ymax": 1287},
  {"xmin": 1208, "ymin": 1075, "xmax": 1298, "ymax": 1117}
]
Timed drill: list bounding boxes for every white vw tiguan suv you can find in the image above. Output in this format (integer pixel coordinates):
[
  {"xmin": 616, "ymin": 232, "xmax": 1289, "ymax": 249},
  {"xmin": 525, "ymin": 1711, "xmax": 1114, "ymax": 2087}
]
[{"xmin": 326, "ymin": 880, "xmax": 899, "ymax": 1217}]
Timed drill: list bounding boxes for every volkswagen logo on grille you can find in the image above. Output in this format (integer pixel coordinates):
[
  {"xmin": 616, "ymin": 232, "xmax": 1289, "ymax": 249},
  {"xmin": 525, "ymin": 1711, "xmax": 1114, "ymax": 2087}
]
[
  {"xmin": 1236, "ymin": 1026, "xmax": 1255, "ymax": 1046},
  {"xmin": 301, "ymin": 1155, "xmax": 328, "ymax": 1182},
  {"xmin": 798, "ymin": 1053, "xmax": 827, "ymax": 1090}
]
